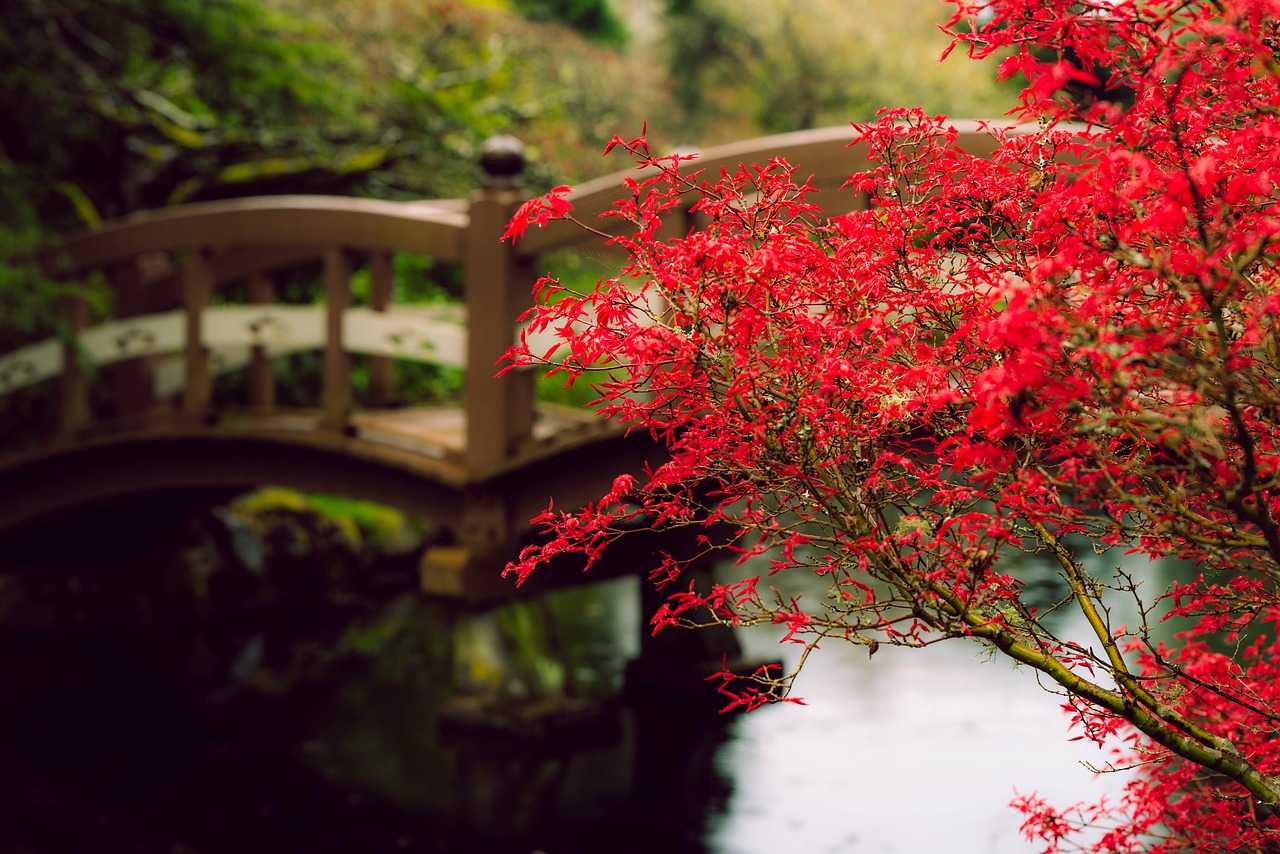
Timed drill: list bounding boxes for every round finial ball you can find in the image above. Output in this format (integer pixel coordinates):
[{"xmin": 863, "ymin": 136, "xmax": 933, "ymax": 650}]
[{"xmin": 480, "ymin": 135, "xmax": 526, "ymax": 187}]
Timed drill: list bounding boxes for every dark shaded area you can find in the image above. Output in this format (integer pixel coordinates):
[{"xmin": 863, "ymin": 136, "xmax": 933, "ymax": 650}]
[
  {"xmin": 0, "ymin": 491, "xmax": 739, "ymax": 854},
  {"xmin": 0, "ymin": 489, "xmax": 236, "ymax": 574}
]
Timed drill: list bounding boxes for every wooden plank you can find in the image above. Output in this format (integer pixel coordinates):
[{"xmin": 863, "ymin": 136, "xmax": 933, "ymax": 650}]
[
  {"xmin": 247, "ymin": 273, "xmax": 276, "ymax": 411},
  {"xmin": 182, "ymin": 249, "xmax": 213, "ymax": 420},
  {"xmin": 464, "ymin": 193, "xmax": 535, "ymax": 473},
  {"xmin": 52, "ymin": 196, "xmax": 469, "ymax": 273},
  {"xmin": 368, "ymin": 250, "xmax": 395, "ymax": 406},
  {"xmin": 109, "ymin": 257, "xmax": 155, "ymax": 416},
  {"xmin": 58, "ymin": 293, "xmax": 89, "ymax": 436},
  {"xmin": 322, "ymin": 247, "xmax": 352, "ymax": 430}
]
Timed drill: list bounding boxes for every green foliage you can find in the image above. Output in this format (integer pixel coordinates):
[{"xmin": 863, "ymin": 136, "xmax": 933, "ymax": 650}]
[
  {"xmin": 0, "ymin": 0, "xmax": 382, "ymax": 229},
  {"xmin": 233, "ymin": 486, "xmax": 311, "ymax": 515},
  {"xmin": 232, "ymin": 486, "xmax": 426, "ymax": 555},
  {"xmin": 536, "ymin": 247, "xmax": 620, "ymax": 297},
  {"xmin": 510, "ymin": 0, "xmax": 629, "ymax": 46},
  {"xmin": 287, "ymin": 0, "xmax": 662, "ymax": 194},
  {"xmin": 307, "ymin": 493, "xmax": 422, "ymax": 551},
  {"xmin": 661, "ymin": 0, "xmax": 1016, "ymax": 138}
]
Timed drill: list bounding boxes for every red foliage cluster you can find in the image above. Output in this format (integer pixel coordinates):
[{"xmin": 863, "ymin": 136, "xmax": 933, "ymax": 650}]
[{"xmin": 503, "ymin": 1, "xmax": 1280, "ymax": 849}]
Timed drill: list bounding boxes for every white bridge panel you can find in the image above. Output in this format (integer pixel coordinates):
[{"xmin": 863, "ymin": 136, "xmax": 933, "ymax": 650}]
[
  {"xmin": 79, "ymin": 311, "xmax": 185, "ymax": 366},
  {"xmin": 343, "ymin": 307, "xmax": 467, "ymax": 369},
  {"xmin": 0, "ymin": 339, "xmax": 63, "ymax": 394},
  {"xmin": 4, "ymin": 302, "xmax": 485, "ymax": 400},
  {"xmin": 202, "ymin": 306, "xmax": 324, "ymax": 353}
]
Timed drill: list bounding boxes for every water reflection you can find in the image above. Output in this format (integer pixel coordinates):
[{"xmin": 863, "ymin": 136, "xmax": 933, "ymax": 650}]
[
  {"xmin": 704, "ymin": 544, "xmax": 1200, "ymax": 853},
  {"xmin": 0, "ymin": 534, "xmax": 1170, "ymax": 854},
  {"xmin": 709, "ymin": 629, "xmax": 1132, "ymax": 853}
]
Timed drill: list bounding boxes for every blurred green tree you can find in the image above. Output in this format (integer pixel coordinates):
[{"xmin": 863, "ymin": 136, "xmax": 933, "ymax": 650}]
[
  {"xmin": 661, "ymin": 0, "xmax": 1016, "ymax": 139},
  {"xmin": 510, "ymin": 0, "xmax": 629, "ymax": 46},
  {"xmin": 0, "ymin": 0, "xmax": 391, "ymax": 231}
]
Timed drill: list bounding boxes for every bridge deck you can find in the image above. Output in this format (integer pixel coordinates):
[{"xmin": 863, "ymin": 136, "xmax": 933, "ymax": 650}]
[
  {"xmin": 350, "ymin": 402, "xmax": 612, "ymax": 470},
  {"xmin": 23, "ymin": 399, "xmax": 627, "ymax": 490}
]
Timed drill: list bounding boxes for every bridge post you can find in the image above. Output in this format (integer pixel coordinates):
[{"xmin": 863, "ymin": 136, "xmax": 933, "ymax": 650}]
[
  {"xmin": 247, "ymin": 273, "xmax": 276, "ymax": 412},
  {"xmin": 322, "ymin": 248, "xmax": 354, "ymax": 431},
  {"xmin": 107, "ymin": 257, "xmax": 155, "ymax": 418},
  {"xmin": 464, "ymin": 135, "xmax": 536, "ymax": 474},
  {"xmin": 58, "ymin": 292, "xmax": 89, "ymax": 437},
  {"xmin": 182, "ymin": 248, "xmax": 213, "ymax": 422},
  {"xmin": 367, "ymin": 251, "xmax": 395, "ymax": 407}
]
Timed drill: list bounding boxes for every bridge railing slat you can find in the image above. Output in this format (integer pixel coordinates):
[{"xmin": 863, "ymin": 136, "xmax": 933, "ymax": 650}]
[
  {"xmin": 367, "ymin": 250, "xmax": 395, "ymax": 407},
  {"xmin": 247, "ymin": 273, "xmax": 276, "ymax": 411},
  {"xmin": 108, "ymin": 255, "xmax": 155, "ymax": 417},
  {"xmin": 182, "ymin": 249, "xmax": 213, "ymax": 421},
  {"xmin": 322, "ymin": 248, "xmax": 354, "ymax": 431},
  {"xmin": 59, "ymin": 293, "xmax": 89, "ymax": 437}
]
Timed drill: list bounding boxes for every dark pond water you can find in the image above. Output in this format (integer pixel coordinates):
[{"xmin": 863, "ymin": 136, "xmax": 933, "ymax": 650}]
[{"xmin": 0, "ymin": 527, "xmax": 1169, "ymax": 854}]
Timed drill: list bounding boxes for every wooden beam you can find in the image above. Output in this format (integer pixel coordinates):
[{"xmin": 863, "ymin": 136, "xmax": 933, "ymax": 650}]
[
  {"xmin": 182, "ymin": 248, "xmax": 213, "ymax": 421},
  {"xmin": 322, "ymin": 247, "xmax": 352, "ymax": 431},
  {"xmin": 58, "ymin": 292, "xmax": 89, "ymax": 437},
  {"xmin": 52, "ymin": 196, "xmax": 469, "ymax": 273},
  {"xmin": 367, "ymin": 250, "xmax": 395, "ymax": 407},
  {"xmin": 108, "ymin": 257, "xmax": 156, "ymax": 417},
  {"xmin": 464, "ymin": 193, "xmax": 535, "ymax": 474},
  {"xmin": 247, "ymin": 273, "xmax": 276, "ymax": 412}
]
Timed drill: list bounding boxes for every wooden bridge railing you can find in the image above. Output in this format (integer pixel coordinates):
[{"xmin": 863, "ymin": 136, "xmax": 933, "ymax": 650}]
[
  {"xmin": 0, "ymin": 123, "xmax": 1012, "ymax": 479},
  {"xmin": 0, "ymin": 135, "xmax": 546, "ymax": 475}
]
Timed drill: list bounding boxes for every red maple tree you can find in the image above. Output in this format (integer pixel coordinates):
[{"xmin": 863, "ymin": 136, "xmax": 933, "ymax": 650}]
[{"xmin": 503, "ymin": 1, "xmax": 1280, "ymax": 849}]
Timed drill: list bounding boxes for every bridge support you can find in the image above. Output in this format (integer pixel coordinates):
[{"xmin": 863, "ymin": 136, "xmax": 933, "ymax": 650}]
[
  {"xmin": 420, "ymin": 484, "xmax": 514, "ymax": 600},
  {"xmin": 58, "ymin": 293, "xmax": 89, "ymax": 438},
  {"xmin": 367, "ymin": 251, "xmax": 395, "ymax": 407},
  {"xmin": 464, "ymin": 135, "xmax": 536, "ymax": 475},
  {"xmin": 182, "ymin": 248, "xmax": 213, "ymax": 423},
  {"xmin": 322, "ymin": 248, "xmax": 353, "ymax": 431},
  {"xmin": 107, "ymin": 257, "xmax": 155, "ymax": 418},
  {"xmin": 246, "ymin": 273, "xmax": 276, "ymax": 411}
]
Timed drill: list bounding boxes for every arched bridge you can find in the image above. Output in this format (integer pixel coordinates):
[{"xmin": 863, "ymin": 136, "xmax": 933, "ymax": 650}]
[{"xmin": 0, "ymin": 124, "xmax": 1008, "ymax": 600}]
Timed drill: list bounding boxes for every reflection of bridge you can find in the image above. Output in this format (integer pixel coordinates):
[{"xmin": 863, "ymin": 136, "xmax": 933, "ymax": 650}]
[{"xmin": 0, "ymin": 125, "xmax": 1003, "ymax": 600}]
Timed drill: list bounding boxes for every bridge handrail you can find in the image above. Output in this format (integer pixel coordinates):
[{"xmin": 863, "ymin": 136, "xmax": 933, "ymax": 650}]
[
  {"xmin": 513, "ymin": 120, "xmax": 1014, "ymax": 256},
  {"xmin": 43, "ymin": 196, "xmax": 470, "ymax": 275}
]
